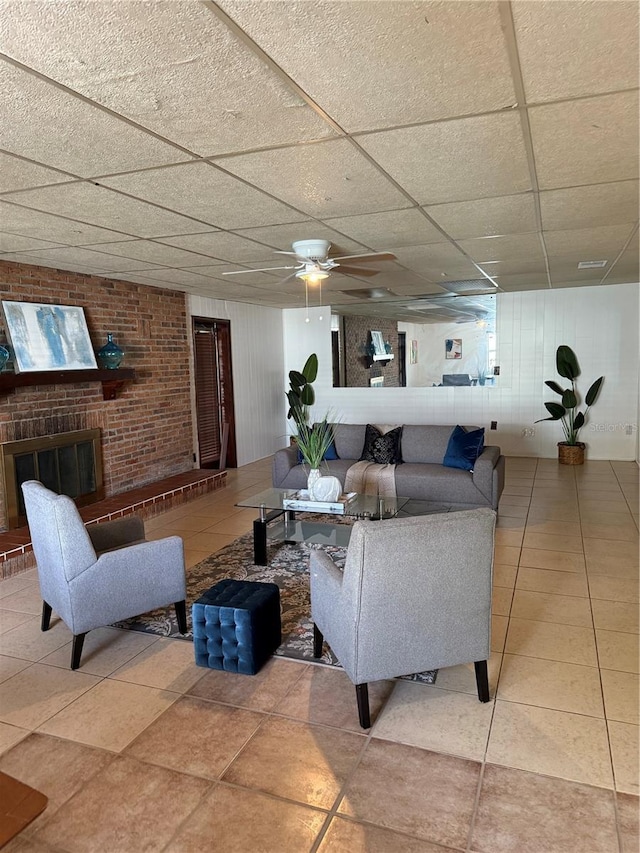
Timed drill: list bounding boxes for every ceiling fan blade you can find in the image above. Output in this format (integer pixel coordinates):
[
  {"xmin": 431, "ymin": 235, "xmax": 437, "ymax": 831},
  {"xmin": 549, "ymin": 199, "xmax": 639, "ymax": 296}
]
[
  {"xmin": 222, "ymin": 265, "xmax": 297, "ymax": 275},
  {"xmin": 338, "ymin": 265, "xmax": 380, "ymax": 277},
  {"xmin": 278, "ymin": 272, "xmax": 298, "ymax": 285},
  {"xmin": 273, "ymin": 251, "xmax": 300, "ymax": 256},
  {"xmin": 331, "ymin": 251, "xmax": 397, "ymax": 263}
]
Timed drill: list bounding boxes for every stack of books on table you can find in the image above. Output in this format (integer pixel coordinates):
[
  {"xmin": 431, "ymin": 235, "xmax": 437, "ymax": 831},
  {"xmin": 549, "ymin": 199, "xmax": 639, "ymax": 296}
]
[{"xmin": 282, "ymin": 491, "xmax": 356, "ymax": 515}]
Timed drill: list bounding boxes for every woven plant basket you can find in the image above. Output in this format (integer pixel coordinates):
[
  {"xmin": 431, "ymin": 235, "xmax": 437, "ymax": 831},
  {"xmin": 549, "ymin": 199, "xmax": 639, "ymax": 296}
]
[{"xmin": 558, "ymin": 442, "xmax": 585, "ymax": 465}]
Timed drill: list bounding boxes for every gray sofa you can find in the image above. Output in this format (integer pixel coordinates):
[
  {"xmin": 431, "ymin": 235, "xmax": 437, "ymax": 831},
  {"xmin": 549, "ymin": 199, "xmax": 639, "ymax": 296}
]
[{"xmin": 272, "ymin": 423, "xmax": 505, "ymax": 510}]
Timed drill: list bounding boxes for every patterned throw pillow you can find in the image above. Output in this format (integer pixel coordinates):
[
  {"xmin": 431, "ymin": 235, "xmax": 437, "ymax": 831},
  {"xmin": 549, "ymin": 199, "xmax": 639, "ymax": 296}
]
[
  {"xmin": 443, "ymin": 425, "xmax": 485, "ymax": 471},
  {"xmin": 359, "ymin": 424, "xmax": 403, "ymax": 465}
]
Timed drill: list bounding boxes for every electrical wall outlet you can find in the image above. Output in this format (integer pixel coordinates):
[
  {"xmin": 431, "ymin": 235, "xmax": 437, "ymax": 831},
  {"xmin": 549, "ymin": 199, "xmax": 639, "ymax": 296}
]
[
  {"xmin": 522, "ymin": 428, "xmax": 536, "ymax": 437},
  {"xmin": 490, "ymin": 421, "xmax": 497, "ymax": 430}
]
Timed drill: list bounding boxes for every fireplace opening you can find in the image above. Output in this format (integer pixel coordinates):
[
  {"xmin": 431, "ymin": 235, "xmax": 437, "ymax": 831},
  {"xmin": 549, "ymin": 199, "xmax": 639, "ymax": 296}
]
[{"xmin": 2, "ymin": 429, "xmax": 104, "ymax": 529}]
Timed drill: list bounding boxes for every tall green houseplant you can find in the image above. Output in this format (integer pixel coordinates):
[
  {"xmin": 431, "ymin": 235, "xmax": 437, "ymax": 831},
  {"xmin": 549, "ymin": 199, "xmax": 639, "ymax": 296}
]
[
  {"xmin": 535, "ymin": 345, "xmax": 604, "ymax": 464},
  {"xmin": 286, "ymin": 353, "xmax": 318, "ymax": 429}
]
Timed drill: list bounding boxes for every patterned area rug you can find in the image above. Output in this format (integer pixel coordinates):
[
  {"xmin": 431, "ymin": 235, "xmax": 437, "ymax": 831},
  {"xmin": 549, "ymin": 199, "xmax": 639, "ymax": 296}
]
[{"xmin": 115, "ymin": 530, "xmax": 437, "ymax": 684}]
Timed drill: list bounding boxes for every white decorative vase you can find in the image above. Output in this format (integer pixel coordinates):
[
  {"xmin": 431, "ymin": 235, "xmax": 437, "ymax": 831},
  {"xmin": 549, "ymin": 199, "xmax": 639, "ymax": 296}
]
[
  {"xmin": 307, "ymin": 468, "xmax": 321, "ymax": 498},
  {"xmin": 311, "ymin": 475, "xmax": 341, "ymax": 503}
]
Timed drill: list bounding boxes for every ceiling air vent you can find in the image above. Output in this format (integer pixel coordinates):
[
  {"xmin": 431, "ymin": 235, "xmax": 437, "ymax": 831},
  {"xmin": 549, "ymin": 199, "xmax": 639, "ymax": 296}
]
[
  {"xmin": 577, "ymin": 260, "xmax": 608, "ymax": 269},
  {"xmin": 439, "ymin": 279, "xmax": 497, "ymax": 295}
]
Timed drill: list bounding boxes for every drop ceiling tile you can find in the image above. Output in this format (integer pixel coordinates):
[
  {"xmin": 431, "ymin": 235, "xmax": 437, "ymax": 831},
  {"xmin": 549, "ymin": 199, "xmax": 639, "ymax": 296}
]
[
  {"xmin": 0, "ymin": 233, "xmax": 64, "ymax": 253},
  {"xmin": 100, "ymin": 162, "xmax": 305, "ymax": 229},
  {"xmin": 603, "ymin": 276, "xmax": 639, "ymax": 288},
  {"xmin": 548, "ymin": 260, "xmax": 609, "ymax": 281},
  {"xmin": 495, "ymin": 276, "xmax": 550, "ymax": 291},
  {"xmin": 426, "ymin": 194, "xmax": 537, "ymax": 239},
  {"xmin": 324, "ymin": 209, "xmax": 447, "ymax": 250},
  {"xmin": 82, "ymin": 240, "xmax": 220, "ymax": 268},
  {"xmin": 343, "ymin": 267, "xmax": 437, "ymax": 292},
  {"xmin": 359, "ymin": 112, "xmax": 531, "ymax": 205},
  {"xmin": 109, "ymin": 272, "xmax": 177, "ymax": 290},
  {"xmin": 0, "ymin": 251, "xmax": 101, "ymax": 276},
  {"xmin": 530, "ymin": 92, "xmax": 639, "ymax": 190},
  {"xmin": 393, "ymin": 243, "xmax": 482, "ymax": 280},
  {"xmin": 0, "ymin": 201, "xmax": 132, "ymax": 245},
  {"xmin": 140, "ymin": 268, "xmax": 224, "ymax": 289},
  {"xmin": 459, "ymin": 233, "xmax": 544, "ymax": 263},
  {"xmin": 6, "ymin": 183, "xmax": 213, "ymax": 238},
  {"xmin": 0, "ymin": 152, "xmax": 72, "ymax": 193},
  {"xmin": 18, "ymin": 246, "xmax": 164, "ymax": 273},
  {"xmin": 0, "ymin": 62, "xmax": 191, "ymax": 176},
  {"xmin": 512, "ymin": 1, "xmax": 639, "ymax": 102},
  {"xmin": 479, "ymin": 258, "xmax": 549, "ymax": 277},
  {"xmin": 157, "ymin": 231, "xmax": 275, "ymax": 264},
  {"xmin": 218, "ymin": 0, "xmax": 515, "ymax": 131},
  {"xmin": 232, "ymin": 222, "xmax": 366, "ymax": 255},
  {"xmin": 0, "ymin": 2, "xmax": 334, "ymax": 155},
  {"xmin": 540, "ymin": 181, "xmax": 640, "ymax": 231},
  {"xmin": 176, "ymin": 265, "xmax": 284, "ymax": 289},
  {"xmin": 212, "ymin": 139, "xmax": 409, "ymax": 218},
  {"xmin": 544, "ymin": 225, "xmax": 636, "ymax": 260}
]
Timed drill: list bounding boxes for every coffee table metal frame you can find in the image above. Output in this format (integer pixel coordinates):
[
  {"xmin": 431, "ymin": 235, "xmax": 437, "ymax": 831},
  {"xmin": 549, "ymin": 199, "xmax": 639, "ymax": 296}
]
[{"xmin": 237, "ymin": 488, "xmax": 448, "ymax": 565}]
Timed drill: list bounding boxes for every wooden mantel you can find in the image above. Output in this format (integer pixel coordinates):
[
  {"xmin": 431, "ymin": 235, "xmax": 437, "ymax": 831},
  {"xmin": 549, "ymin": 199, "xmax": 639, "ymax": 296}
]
[{"xmin": 0, "ymin": 368, "xmax": 136, "ymax": 400}]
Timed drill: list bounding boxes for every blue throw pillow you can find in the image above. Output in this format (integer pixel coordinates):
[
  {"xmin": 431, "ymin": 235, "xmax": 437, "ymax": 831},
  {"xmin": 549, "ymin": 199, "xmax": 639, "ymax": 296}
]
[
  {"xmin": 296, "ymin": 437, "xmax": 338, "ymax": 463},
  {"xmin": 443, "ymin": 425, "xmax": 485, "ymax": 471}
]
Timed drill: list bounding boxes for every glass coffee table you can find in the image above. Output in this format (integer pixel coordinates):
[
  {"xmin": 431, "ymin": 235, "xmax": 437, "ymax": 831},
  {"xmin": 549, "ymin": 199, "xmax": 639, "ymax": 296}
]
[{"xmin": 237, "ymin": 487, "xmax": 450, "ymax": 565}]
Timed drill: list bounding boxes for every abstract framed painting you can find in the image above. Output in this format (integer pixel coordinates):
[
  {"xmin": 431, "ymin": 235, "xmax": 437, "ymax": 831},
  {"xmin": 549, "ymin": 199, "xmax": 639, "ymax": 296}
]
[
  {"xmin": 1, "ymin": 301, "xmax": 97, "ymax": 373},
  {"xmin": 445, "ymin": 338, "xmax": 462, "ymax": 359}
]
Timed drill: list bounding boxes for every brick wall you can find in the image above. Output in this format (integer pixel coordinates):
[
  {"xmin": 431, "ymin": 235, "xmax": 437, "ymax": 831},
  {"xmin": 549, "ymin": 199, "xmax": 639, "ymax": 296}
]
[
  {"xmin": 0, "ymin": 260, "xmax": 194, "ymax": 531},
  {"xmin": 343, "ymin": 314, "xmax": 399, "ymax": 387}
]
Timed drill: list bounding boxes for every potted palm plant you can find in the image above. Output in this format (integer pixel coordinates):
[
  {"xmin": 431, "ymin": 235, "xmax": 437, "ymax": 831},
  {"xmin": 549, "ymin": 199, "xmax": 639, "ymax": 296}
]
[
  {"xmin": 535, "ymin": 345, "xmax": 604, "ymax": 465},
  {"xmin": 286, "ymin": 353, "xmax": 318, "ymax": 429}
]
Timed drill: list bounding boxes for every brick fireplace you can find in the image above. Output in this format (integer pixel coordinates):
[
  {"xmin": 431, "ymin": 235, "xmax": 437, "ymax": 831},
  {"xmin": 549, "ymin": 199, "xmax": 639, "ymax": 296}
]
[{"xmin": 0, "ymin": 260, "xmax": 197, "ymax": 533}]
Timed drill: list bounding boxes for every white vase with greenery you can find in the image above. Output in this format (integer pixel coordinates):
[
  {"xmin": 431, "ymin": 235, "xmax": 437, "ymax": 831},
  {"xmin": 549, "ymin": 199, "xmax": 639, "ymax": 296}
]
[{"xmin": 295, "ymin": 417, "xmax": 336, "ymax": 498}]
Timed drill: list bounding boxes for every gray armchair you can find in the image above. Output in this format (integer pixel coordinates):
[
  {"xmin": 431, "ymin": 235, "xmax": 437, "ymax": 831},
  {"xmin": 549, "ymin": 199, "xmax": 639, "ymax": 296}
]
[
  {"xmin": 21, "ymin": 480, "xmax": 187, "ymax": 669},
  {"xmin": 310, "ymin": 508, "xmax": 496, "ymax": 728}
]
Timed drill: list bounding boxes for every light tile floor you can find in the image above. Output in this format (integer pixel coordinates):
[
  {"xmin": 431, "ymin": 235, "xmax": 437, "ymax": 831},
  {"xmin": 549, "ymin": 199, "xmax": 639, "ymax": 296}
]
[{"xmin": 0, "ymin": 456, "xmax": 638, "ymax": 852}]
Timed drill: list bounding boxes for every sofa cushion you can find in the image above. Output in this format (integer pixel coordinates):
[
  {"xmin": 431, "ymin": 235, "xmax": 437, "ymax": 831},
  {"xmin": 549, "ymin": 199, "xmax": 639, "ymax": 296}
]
[
  {"xmin": 443, "ymin": 426, "xmax": 485, "ymax": 471},
  {"xmin": 333, "ymin": 424, "xmax": 366, "ymax": 460},
  {"xmin": 395, "ymin": 463, "xmax": 491, "ymax": 506},
  {"xmin": 401, "ymin": 425, "xmax": 459, "ymax": 464},
  {"xmin": 360, "ymin": 424, "xmax": 403, "ymax": 464}
]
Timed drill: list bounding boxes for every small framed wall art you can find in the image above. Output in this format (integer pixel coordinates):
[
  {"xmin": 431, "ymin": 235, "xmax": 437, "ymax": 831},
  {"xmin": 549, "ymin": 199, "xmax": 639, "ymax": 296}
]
[
  {"xmin": 1, "ymin": 301, "xmax": 98, "ymax": 373},
  {"xmin": 445, "ymin": 338, "xmax": 462, "ymax": 359}
]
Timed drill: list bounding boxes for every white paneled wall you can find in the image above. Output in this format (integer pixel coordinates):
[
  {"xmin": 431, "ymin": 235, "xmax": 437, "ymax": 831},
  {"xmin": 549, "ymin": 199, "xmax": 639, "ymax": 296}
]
[
  {"xmin": 188, "ymin": 296, "xmax": 285, "ymax": 466},
  {"xmin": 283, "ymin": 284, "xmax": 639, "ymax": 460}
]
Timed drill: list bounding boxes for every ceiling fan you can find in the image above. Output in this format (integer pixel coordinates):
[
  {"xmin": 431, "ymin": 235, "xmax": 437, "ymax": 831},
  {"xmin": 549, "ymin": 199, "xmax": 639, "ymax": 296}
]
[{"xmin": 222, "ymin": 239, "xmax": 396, "ymax": 283}]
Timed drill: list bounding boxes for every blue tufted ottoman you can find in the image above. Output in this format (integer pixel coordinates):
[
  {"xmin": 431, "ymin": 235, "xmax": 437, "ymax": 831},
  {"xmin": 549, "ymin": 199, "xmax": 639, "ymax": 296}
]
[{"xmin": 192, "ymin": 579, "xmax": 281, "ymax": 675}]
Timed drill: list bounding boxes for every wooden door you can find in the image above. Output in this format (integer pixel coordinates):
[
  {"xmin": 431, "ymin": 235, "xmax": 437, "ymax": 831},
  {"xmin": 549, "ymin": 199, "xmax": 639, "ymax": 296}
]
[{"xmin": 192, "ymin": 318, "xmax": 236, "ymax": 468}]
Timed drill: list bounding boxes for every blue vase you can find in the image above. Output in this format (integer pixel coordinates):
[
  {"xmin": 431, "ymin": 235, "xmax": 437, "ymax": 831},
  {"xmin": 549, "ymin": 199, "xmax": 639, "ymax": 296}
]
[
  {"xmin": 97, "ymin": 333, "xmax": 124, "ymax": 369},
  {"xmin": 0, "ymin": 344, "xmax": 9, "ymax": 372}
]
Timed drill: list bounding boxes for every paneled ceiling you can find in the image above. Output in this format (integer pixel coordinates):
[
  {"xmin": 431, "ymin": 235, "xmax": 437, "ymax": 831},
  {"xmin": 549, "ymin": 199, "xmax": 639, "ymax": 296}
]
[{"xmin": 0, "ymin": 0, "xmax": 638, "ymax": 312}]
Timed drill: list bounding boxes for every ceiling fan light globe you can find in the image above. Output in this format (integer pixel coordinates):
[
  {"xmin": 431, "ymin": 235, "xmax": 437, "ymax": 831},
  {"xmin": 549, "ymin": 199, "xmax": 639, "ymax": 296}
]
[{"xmin": 296, "ymin": 268, "xmax": 329, "ymax": 283}]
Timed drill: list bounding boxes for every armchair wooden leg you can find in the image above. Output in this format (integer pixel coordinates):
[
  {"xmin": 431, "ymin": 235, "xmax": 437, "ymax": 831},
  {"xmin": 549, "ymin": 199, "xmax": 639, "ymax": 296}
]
[
  {"xmin": 175, "ymin": 600, "xmax": 187, "ymax": 634},
  {"xmin": 312, "ymin": 623, "xmax": 323, "ymax": 658},
  {"xmin": 474, "ymin": 660, "xmax": 490, "ymax": 702},
  {"xmin": 41, "ymin": 601, "xmax": 52, "ymax": 632},
  {"xmin": 356, "ymin": 683, "xmax": 371, "ymax": 729},
  {"xmin": 71, "ymin": 633, "xmax": 87, "ymax": 670}
]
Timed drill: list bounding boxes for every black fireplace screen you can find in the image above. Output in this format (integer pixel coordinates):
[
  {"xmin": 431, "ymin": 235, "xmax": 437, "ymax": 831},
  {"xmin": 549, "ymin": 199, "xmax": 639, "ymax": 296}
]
[{"xmin": 2, "ymin": 429, "xmax": 104, "ymax": 529}]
